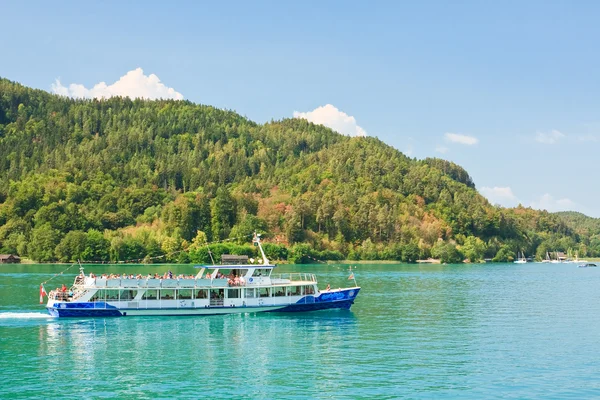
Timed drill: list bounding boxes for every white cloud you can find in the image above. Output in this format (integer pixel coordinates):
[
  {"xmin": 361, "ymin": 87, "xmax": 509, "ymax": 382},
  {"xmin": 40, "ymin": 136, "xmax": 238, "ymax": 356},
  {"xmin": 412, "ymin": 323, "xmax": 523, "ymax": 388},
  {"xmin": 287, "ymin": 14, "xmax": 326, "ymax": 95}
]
[
  {"xmin": 480, "ymin": 186, "xmax": 593, "ymax": 216},
  {"xmin": 444, "ymin": 132, "xmax": 478, "ymax": 145},
  {"xmin": 293, "ymin": 104, "xmax": 366, "ymax": 137},
  {"xmin": 535, "ymin": 129, "xmax": 565, "ymax": 144},
  {"xmin": 529, "ymin": 193, "xmax": 578, "ymax": 213},
  {"xmin": 51, "ymin": 68, "xmax": 184, "ymax": 100},
  {"xmin": 435, "ymin": 145, "xmax": 448, "ymax": 154},
  {"xmin": 479, "ymin": 186, "xmax": 595, "ymax": 215},
  {"xmin": 480, "ymin": 186, "xmax": 519, "ymax": 207}
]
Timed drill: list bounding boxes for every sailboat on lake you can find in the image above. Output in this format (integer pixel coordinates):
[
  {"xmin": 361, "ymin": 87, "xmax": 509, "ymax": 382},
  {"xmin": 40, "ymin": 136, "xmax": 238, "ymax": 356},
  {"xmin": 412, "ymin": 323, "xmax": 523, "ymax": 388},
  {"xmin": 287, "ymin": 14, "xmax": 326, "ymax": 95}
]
[
  {"xmin": 514, "ymin": 251, "xmax": 527, "ymax": 264},
  {"xmin": 541, "ymin": 251, "xmax": 551, "ymax": 263}
]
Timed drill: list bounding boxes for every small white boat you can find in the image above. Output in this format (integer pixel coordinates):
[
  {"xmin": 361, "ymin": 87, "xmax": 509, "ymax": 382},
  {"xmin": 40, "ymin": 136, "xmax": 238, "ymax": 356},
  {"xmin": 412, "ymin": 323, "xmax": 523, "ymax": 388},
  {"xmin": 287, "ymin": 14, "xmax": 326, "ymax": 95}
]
[
  {"xmin": 514, "ymin": 251, "xmax": 527, "ymax": 264},
  {"xmin": 44, "ymin": 233, "xmax": 360, "ymax": 318}
]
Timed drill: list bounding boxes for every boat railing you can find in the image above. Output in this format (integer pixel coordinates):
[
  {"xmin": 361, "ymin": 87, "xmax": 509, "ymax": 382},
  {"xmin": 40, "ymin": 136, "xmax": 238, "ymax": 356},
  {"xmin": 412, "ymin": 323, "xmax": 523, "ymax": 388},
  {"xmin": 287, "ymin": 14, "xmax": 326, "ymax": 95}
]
[
  {"xmin": 48, "ymin": 290, "xmax": 70, "ymax": 301},
  {"xmin": 269, "ymin": 273, "xmax": 316, "ymax": 283},
  {"xmin": 79, "ymin": 277, "xmax": 247, "ymax": 289},
  {"xmin": 71, "ymin": 287, "xmax": 87, "ymax": 301},
  {"xmin": 210, "ymin": 298, "xmax": 224, "ymax": 306}
]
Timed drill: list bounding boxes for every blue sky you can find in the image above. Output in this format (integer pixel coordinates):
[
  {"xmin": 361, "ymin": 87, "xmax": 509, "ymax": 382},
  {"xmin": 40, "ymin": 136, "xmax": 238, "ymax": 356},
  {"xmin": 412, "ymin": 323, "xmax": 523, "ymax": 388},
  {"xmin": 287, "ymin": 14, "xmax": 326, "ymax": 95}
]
[{"xmin": 2, "ymin": 1, "xmax": 600, "ymax": 216}]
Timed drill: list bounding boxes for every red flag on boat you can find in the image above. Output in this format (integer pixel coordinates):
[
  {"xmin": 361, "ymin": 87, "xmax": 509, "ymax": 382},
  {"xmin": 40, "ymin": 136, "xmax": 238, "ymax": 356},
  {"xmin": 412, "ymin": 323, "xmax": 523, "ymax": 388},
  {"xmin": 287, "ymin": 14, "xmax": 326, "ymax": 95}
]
[
  {"xmin": 348, "ymin": 272, "xmax": 354, "ymax": 280},
  {"xmin": 39, "ymin": 284, "xmax": 47, "ymax": 304}
]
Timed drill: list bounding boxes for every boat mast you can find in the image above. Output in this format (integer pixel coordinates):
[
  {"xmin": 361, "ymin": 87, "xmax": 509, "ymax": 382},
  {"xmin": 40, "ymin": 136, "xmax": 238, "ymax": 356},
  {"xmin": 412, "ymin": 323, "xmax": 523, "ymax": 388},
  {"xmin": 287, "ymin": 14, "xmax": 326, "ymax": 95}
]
[{"xmin": 253, "ymin": 232, "xmax": 270, "ymax": 265}]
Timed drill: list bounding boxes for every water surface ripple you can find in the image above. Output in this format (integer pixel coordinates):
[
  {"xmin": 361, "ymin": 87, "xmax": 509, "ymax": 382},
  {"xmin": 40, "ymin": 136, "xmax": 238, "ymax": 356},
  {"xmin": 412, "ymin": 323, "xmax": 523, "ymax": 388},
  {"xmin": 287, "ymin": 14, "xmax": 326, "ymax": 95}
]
[{"xmin": 1, "ymin": 262, "xmax": 599, "ymax": 398}]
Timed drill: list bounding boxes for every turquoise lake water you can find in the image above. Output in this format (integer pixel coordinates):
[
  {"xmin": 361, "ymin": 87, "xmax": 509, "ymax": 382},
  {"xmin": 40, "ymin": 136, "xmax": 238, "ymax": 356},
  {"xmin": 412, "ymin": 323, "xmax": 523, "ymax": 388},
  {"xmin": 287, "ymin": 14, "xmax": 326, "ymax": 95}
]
[{"xmin": 1, "ymin": 262, "xmax": 600, "ymax": 398}]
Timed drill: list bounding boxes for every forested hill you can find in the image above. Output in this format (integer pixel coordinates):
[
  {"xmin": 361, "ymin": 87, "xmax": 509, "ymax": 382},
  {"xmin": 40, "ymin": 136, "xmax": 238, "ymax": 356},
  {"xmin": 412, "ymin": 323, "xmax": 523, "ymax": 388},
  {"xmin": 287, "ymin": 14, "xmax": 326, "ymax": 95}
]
[
  {"xmin": 0, "ymin": 78, "xmax": 594, "ymax": 263},
  {"xmin": 555, "ymin": 212, "xmax": 600, "ymax": 237}
]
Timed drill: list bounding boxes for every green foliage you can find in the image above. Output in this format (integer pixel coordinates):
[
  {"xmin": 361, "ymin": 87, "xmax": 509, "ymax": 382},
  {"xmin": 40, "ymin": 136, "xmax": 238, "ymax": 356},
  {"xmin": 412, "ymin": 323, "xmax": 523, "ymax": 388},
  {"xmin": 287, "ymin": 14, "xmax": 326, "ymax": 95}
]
[
  {"xmin": 400, "ymin": 242, "xmax": 420, "ymax": 262},
  {"xmin": 188, "ymin": 243, "xmax": 256, "ymax": 264},
  {"xmin": 288, "ymin": 243, "xmax": 318, "ymax": 264},
  {"xmin": 422, "ymin": 158, "xmax": 475, "ymax": 188},
  {"xmin": 229, "ymin": 214, "xmax": 268, "ymax": 243},
  {"xmin": 0, "ymin": 78, "xmax": 592, "ymax": 263},
  {"xmin": 162, "ymin": 193, "xmax": 211, "ymax": 241},
  {"xmin": 431, "ymin": 241, "xmax": 464, "ymax": 264},
  {"xmin": 82, "ymin": 230, "xmax": 110, "ymax": 262},
  {"xmin": 262, "ymin": 243, "xmax": 289, "ymax": 261},
  {"xmin": 555, "ymin": 211, "xmax": 600, "ymax": 237},
  {"xmin": 29, "ymin": 223, "xmax": 62, "ymax": 262},
  {"xmin": 55, "ymin": 231, "xmax": 88, "ymax": 262},
  {"xmin": 211, "ymin": 187, "xmax": 236, "ymax": 240},
  {"xmin": 460, "ymin": 236, "xmax": 487, "ymax": 262},
  {"xmin": 493, "ymin": 245, "xmax": 515, "ymax": 262}
]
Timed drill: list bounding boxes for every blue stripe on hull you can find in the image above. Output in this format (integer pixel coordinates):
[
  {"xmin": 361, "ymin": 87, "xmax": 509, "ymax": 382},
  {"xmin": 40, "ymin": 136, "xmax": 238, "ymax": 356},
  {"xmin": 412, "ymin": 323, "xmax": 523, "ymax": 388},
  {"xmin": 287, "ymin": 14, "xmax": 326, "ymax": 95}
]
[
  {"xmin": 271, "ymin": 299, "xmax": 355, "ymax": 312},
  {"xmin": 48, "ymin": 308, "xmax": 122, "ymax": 317},
  {"xmin": 46, "ymin": 306, "xmax": 274, "ymax": 318}
]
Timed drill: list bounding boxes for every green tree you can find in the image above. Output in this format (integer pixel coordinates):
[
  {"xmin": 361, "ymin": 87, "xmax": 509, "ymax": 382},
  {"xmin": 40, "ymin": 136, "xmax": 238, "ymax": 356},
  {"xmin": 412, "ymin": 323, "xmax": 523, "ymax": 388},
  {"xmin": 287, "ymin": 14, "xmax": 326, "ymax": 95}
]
[
  {"xmin": 229, "ymin": 214, "xmax": 268, "ymax": 243},
  {"xmin": 493, "ymin": 245, "xmax": 515, "ymax": 262},
  {"xmin": 461, "ymin": 236, "xmax": 487, "ymax": 262},
  {"xmin": 29, "ymin": 223, "xmax": 62, "ymax": 262},
  {"xmin": 289, "ymin": 243, "xmax": 316, "ymax": 264},
  {"xmin": 431, "ymin": 241, "xmax": 463, "ymax": 264},
  {"xmin": 55, "ymin": 231, "xmax": 88, "ymax": 262},
  {"xmin": 211, "ymin": 187, "xmax": 237, "ymax": 240},
  {"xmin": 81, "ymin": 230, "xmax": 110, "ymax": 262}
]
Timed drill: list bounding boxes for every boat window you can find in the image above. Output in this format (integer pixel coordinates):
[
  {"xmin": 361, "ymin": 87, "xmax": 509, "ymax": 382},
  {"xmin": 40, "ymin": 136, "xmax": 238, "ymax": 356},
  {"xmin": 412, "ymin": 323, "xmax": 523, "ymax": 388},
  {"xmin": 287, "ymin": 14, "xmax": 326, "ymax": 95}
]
[
  {"xmin": 210, "ymin": 289, "xmax": 223, "ymax": 300},
  {"xmin": 119, "ymin": 290, "xmax": 137, "ymax": 301},
  {"xmin": 245, "ymin": 288, "xmax": 256, "ymax": 298},
  {"xmin": 252, "ymin": 269, "xmax": 270, "ymax": 277},
  {"xmin": 160, "ymin": 289, "xmax": 175, "ymax": 300},
  {"xmin": 217, "ymin": 269, "xmax": 230, "ymax": 278},
  {"xmin": 287, "ymin": 286, "xmax": 302, "ymax": 296},
  {"xmin": 91, "ymin": 289, "xmax": 105, "ymax": 302},
  {"xmin": 227, "ymin": 289, "xmax": 240, "ymax": 299},
  {"xmin": 274, "ymin": 288, "xmax": 285, "ymax": 297},
  {"xmin": 304, "ymin": 285, "xmax": 315, "ymax": 295},
  {"xmin": 259, "ymin": 288, "xmax": 271, "ymax": 297},
  {"xmin": 142, "ymin": 290, "xmax": 158, "ymax": 300},
  {"xmin": 195, "ymin": 289, "xmax": 208, "ymax": 299},
  {"xmin": 178, "ymin": 289, "xmax": 192, "ymax": 299},
  {"xmin": 106, "ymin": 290, "xmax": 119, "ymax": 300},
  {"xmin": 232, "ymin": 269, "xmax": 248, "ymax": 277}
]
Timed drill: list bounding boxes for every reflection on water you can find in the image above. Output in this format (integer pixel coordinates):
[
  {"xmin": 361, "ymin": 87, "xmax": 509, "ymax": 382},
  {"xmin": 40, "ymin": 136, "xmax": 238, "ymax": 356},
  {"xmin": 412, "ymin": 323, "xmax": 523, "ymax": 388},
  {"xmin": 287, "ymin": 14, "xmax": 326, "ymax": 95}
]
[{"xmin": 27, "ymin": 310, "xmax": 358, "ymax": 398}]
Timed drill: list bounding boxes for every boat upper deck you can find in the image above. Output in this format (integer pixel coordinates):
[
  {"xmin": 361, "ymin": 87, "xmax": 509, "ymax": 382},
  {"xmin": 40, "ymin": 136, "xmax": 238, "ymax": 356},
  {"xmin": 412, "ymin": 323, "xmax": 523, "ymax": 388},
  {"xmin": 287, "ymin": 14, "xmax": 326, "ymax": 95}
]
[{"xmin": 74, "ymin": 271, "xmax": 317, "ymax": 289}]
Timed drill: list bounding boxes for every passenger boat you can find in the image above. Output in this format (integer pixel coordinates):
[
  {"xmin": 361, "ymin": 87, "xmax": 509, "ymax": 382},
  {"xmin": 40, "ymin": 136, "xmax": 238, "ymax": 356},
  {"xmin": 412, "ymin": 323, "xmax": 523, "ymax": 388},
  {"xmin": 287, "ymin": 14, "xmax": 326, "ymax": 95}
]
[{"xmin": 44, "ymin": 234, "xmax": 360, "ymax": 317}]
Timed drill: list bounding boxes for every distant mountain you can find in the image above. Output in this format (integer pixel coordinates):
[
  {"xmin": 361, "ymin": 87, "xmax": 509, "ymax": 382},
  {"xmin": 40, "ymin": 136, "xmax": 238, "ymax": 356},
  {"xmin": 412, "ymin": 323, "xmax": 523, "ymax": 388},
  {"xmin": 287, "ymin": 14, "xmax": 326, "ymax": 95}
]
[
  {"xmin": 0, "ymin": 77, "xmax": 593, "ymax": 263},
  {"xmin": 554, "ymin": 211, "xmax": 600, "ymax": 236}
]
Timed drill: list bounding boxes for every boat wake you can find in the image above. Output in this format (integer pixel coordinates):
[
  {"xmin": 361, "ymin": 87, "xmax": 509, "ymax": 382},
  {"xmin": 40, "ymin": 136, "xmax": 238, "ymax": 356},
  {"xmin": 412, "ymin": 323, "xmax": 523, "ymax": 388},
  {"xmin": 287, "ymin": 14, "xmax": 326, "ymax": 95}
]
[{"xmin": 0, "ymin": 312, "xmax": 54, "ymax": 319}]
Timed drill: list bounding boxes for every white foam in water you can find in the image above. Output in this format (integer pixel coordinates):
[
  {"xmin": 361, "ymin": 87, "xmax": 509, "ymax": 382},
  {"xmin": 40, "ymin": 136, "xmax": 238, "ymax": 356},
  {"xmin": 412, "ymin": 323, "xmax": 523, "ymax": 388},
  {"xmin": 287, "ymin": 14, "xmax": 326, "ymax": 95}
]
[{"xmin": 0, "ymin": 312, "xmax": 55, "ymax": 319}]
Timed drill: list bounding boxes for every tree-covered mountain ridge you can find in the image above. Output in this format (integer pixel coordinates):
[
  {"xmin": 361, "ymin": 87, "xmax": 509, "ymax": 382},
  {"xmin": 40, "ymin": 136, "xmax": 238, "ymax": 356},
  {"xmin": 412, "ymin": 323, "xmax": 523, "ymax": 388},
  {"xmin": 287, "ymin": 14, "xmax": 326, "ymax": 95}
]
[{"xmin": 0, "ymin": 77, "xmax": 594, "ymax": 263}]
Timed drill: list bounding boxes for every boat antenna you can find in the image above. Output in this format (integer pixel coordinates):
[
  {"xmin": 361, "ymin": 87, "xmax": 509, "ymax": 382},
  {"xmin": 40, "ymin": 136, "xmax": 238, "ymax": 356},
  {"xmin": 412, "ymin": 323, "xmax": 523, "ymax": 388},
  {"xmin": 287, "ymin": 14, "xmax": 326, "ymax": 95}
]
[
  {"xmin": 253, "ymin": 232, "xmax": 269, "ymax": 265},
  {"xmin": 204, "ymin": 241, "xmax": 215, "ymax": 265}
]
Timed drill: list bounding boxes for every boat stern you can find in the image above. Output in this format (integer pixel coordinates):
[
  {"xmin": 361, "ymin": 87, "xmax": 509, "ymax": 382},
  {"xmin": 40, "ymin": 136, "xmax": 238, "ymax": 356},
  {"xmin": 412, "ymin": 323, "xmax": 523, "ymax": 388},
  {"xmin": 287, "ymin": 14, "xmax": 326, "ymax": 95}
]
[{"xmin": 273, "ymin": 286, "xmax": 361, "ymax": 313}]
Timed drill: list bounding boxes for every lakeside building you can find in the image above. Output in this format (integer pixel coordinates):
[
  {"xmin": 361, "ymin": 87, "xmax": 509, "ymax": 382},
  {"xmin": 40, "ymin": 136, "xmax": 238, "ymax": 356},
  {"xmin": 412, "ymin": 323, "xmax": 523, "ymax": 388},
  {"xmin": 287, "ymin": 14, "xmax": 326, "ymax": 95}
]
[{"xmin": 0, "ymin": 254, "xmax": 21, "ymax": 264}]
